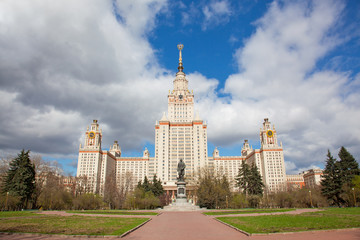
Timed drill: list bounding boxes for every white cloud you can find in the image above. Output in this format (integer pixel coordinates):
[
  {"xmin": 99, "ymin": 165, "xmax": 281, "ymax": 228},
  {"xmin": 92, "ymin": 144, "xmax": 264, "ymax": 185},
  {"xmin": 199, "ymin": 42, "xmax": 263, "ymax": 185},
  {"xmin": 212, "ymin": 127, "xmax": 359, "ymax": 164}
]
[
  {"xmin": 229, "ymin": 35, "xmax": 239, "ymax": 44},
  {"xmin": 202, "ymin": 0, "xmax": 231, "ymax": 30},
  {"xmin": 0, "ymin": 0, "xmax": 169, "ymax": 163},
  {"xmin": 180, "ymin": 2, "xmax": 200, "ymax": 26},
  {"xmin": 0, "ymin": 0, "xmax": 359, "ymax": 177},
  {"xmin": 114, "ymin": 0, "xmax": 167, "ymax": 36},
  {"xmin": 178, "ymin": 1, "xmax": 231, "ymax": 29},
  {"xmin": 204, "ymin": 0, "xmax": 360, "ymax": 171},
  {"xmin": 187, "ymin": 72, "xmax": 218, "ymax": 99}
]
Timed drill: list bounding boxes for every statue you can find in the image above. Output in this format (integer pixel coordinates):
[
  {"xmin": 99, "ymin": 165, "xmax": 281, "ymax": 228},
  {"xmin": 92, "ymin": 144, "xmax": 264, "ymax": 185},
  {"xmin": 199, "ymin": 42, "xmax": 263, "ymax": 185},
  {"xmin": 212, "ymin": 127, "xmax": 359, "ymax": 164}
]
[{"xmin": 177, "ymin": 159, "xmax": 186, "ymax": 181}]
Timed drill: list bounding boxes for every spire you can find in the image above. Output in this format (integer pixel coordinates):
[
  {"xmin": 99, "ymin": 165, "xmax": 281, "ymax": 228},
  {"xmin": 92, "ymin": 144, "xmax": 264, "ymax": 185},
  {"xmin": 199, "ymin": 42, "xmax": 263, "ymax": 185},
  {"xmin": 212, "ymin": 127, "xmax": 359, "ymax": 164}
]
[
  {"xmin": 194, "ymin": 111, "xmax": 201, "ymax": 120},
  {"xmin": 173, "ymin": 43, "xmax": 188, "ymax": 92},
  {"xmin": 160, "ymin": 112, "xmax": 168, "ymax": 121},
  {"xmin": 177, "ymin": 43, "xmax": 184, "ymax": 72}
]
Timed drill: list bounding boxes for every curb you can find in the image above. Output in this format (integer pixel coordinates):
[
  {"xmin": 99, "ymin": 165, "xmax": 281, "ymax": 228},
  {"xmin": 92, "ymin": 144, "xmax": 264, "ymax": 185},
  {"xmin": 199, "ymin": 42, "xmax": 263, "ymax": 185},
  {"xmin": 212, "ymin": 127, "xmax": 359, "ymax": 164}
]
[
  {"xmin": 0, "ymin": 232, "xmax": 116, "ymax": 238},
  {"xmin": 249, "ymin": 227, "xmax": 360, "ymax": 236},
  {"xmin": 213, "ymin": 218, "xmax": 252, "ymax": 236},
  {"xmin": 120, "ymin": 218, "xmax": 152, "ymax": 238},
  {"xmin": 212, "ymin": 219, "xmax": 360, "ymax": 237}
]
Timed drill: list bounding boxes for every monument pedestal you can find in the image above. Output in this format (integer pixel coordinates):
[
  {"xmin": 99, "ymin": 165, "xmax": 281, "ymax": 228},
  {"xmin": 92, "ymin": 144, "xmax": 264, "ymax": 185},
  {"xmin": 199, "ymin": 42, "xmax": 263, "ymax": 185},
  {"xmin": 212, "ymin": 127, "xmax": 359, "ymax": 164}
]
[
  {"xmin": 162, "ymin": 180, "xmax": 204, "ymax": 211},
  {"xmin": 176, "ymin": 180, "xmax": 186, "ymax": 199},
  {"xmin": 161, "ymin": 159, "xmax": 204, "ymax": 211}
]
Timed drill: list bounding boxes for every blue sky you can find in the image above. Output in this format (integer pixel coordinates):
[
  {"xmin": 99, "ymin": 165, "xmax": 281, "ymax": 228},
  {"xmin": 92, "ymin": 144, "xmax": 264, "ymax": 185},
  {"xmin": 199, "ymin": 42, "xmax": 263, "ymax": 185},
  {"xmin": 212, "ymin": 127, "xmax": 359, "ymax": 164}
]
[
  {"xmin": 149, "ymin": 1, "xmax": 268, "ymax": 83},
  {"xmin": 0, "ymin": 0, "xmax": 359, "ymax": 176},
  {"xmin": 151, "ymin": 1, "xmax": 360, "ymax": 80}
]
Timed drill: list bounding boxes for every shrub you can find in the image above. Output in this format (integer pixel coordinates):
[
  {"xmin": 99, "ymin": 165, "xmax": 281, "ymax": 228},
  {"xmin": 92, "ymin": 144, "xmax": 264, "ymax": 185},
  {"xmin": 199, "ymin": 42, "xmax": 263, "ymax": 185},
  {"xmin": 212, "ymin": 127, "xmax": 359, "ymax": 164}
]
[
  {"xmin": 73, "ymin": 193, "xmax": 105, "ymax": 210},
  {"xmin": 230, "ymin": 193, "xmax": 248, "ymax": 209}
]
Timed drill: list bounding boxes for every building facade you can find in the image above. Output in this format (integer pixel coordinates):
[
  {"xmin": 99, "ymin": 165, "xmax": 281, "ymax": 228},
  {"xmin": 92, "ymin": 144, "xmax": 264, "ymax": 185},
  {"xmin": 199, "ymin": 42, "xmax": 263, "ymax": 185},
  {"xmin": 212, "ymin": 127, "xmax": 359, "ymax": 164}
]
[
  {"xmin": 303, "ymin": 169, "xmax": 323, "ymax": 188},
  {"xmin": 211, "ymin": 118, "xmax": 287, "ymax": 192},
  {"xmin": 286, "ymin": 174, "xmax": 305, "ymax": 189},
  {"xmin": 285, "ymin": 168, "xmax": 323, "ymax": 190},
  {"xmin": 76, "ymin": 45, "xmax": 288, "ymax": 195}
]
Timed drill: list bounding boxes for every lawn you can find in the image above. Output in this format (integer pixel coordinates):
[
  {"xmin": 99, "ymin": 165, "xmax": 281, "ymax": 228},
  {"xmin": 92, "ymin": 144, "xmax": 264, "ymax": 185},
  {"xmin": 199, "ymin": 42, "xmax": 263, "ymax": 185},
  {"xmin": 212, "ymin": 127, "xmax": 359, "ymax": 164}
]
[
  {"xmin": 217, "ymin": 208, "xmax": 360, "ymax": 234},
  {"xmin": 0, "ymin": 211, "xmax": 39, "ymax": 218},
  {"xmin": 315, "ymin": 207, "xmax": 360, "ymax": 215},
  {"xmin": 67, "ymin": 210, "xmax": 158, "ymax": 215},
  {"xmin": 0, "ymin": 214, "xmax": 149, "ymax": 236},
  {"xmin": 204, "ymin": 208, "xmax": 294, "ymax": 215}
]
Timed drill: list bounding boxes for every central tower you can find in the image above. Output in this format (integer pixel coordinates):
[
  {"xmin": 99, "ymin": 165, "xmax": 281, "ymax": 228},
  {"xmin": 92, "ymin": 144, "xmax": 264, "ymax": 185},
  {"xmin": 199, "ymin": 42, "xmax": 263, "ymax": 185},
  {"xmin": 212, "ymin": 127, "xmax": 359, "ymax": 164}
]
[
  {"xmin": 152, "ymin": 45, "xmax": 209, "ymax": 186},
  {"xmin": 168, "ymin": 44, "xmax": 194, "ymax": 122}
]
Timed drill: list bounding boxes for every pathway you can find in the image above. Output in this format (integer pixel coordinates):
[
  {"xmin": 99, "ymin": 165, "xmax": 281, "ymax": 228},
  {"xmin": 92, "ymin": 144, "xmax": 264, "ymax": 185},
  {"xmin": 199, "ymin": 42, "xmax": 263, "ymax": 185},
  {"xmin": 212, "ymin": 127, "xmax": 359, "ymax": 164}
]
[
  {"xmin": 123, "ymin": 211, "xmax": 360, "ymax": 240},
  {"xmin": 1, "ymin": 209, "xmax": 359, "ymax": 239},
  {"xmin": 124, "ymin": 211, "xmax": 243, "ymax": 240}
]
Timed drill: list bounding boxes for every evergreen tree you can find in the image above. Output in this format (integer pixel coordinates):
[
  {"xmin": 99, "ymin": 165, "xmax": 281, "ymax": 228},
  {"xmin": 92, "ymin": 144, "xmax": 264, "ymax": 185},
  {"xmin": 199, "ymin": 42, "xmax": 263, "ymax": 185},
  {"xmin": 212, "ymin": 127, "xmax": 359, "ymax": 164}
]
[
  {"xmin": 248, "ymin": 164, "xmax": 264, "ymax": 196},
  {"xmin": 137, "ymin": 175, "xmax": 164, "ymax": 197},
  {"xmin": 321, "ymin": 150, "xmax": 343, "ymax": 206},
  {"xmin": 137, "ymin": 180, "xmax": 142, "ymax": 189},
  {"xmin": 219, "ymin": 175, "xmax": 232, "ymax": 208},
  {"xmin": 236, "ymin": 161, "xmax": 250, "ymax": 194},
  {"xmin": 2, "ymin": 150, "xmax": 36, "ymax": 208},
  {"xmin": 338, "ymin": 146, "xmax": 360, "ymax": 184},
  {"xmin": 151, "ymin": 175, "xmax": 164, "ymax": 197},
  {"xmin": 142, "ymin": 176, "xmax": 151, "ymax": 192}
]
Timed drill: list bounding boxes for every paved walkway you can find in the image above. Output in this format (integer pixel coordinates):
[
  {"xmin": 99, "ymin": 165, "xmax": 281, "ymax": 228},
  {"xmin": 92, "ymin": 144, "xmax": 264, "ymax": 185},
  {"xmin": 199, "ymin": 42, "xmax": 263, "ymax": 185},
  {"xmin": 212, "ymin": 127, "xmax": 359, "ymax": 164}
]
[
  {"xmin": 123, "ymin": 211, "xmax": 360, "ymax": 240},
  {"xmin": 1, "ymin": 210, "xmax": 360, "ymax": 239},
  {"xmin": 125, "ymin": 211, "xmax": 242, "ymax": 240}
]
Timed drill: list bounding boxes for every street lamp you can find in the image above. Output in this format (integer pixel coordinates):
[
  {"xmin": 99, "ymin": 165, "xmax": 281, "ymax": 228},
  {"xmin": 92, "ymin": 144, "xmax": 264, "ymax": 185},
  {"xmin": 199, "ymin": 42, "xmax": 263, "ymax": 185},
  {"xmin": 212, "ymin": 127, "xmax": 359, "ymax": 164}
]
[
  {"xmin": 226, "ymin": 195, "xmax": 228, "ymax": 209},
  {"xmin": 309, "ymin": 190, "xmax": 313, "ymax": 208},
  {"xmin": 5, "ymin": 192, "xmax": 9, "ymax": 210},
  {"xmin": 352, "ymin": 188, "xmax": 356, "ymax": 207}
]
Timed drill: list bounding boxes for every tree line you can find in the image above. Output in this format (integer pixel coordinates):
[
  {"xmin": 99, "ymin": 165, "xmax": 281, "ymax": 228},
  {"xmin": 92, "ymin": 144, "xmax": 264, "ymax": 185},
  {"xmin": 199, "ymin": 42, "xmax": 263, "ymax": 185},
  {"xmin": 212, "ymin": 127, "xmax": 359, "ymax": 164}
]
[
  {"xmin": 194, "ymin": 146, "xmax": 359, "ymax": 209},
  {"xmin": 1, "ymin": 147, "xmax": 359, "ymax": 210},
  {"xmin": 0, "ymin": 150, "xmax": 166, "ymax": 210},
  {"xmin": 195, "ymin": 161, "xmax": 264, "ymax": 209}
]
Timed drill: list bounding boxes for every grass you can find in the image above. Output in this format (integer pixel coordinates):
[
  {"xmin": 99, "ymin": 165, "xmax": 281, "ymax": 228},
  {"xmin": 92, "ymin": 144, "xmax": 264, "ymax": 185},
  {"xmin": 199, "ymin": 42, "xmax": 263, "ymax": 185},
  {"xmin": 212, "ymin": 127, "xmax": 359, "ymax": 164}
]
[
  {"xmin": 315, "ymin": 207, "xmax": 360, "ymax": 215},
  {"xmin": 204, "ymin": 208, "xmax": 294, "ymax": 215},
  {"xmin": 0, "ymin": 211, "xmax": 39, "ymax": 218},
  {"xmin": 67, "ymin": 210, "xmax": 158, "ymax": 215},
  {"xmin": 0, "ymin": 214, "xmax": 149, "ymax": 235},
  {"xmin": 218, "ymin": 208, "xmax": 360, "ymax": 234}
]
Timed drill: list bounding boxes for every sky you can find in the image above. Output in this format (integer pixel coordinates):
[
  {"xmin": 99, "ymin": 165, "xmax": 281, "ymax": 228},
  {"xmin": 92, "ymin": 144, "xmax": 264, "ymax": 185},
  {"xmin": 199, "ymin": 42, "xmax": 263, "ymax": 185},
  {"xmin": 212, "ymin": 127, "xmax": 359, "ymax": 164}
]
[{"xmin": 0, "ymin": 0, "xmax": 359, "ymax": 176}]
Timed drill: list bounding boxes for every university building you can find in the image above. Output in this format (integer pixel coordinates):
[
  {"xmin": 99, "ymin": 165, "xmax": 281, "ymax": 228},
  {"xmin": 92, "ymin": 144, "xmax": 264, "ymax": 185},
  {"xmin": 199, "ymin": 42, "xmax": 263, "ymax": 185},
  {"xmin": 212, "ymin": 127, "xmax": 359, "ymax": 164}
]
[
  {"xmin": 286, "ymin": 169, "xmax": 323, "ymax": 190},
  {"xmin": 76, "ymin": 45, "xmax": 288, "ymax": 197}
]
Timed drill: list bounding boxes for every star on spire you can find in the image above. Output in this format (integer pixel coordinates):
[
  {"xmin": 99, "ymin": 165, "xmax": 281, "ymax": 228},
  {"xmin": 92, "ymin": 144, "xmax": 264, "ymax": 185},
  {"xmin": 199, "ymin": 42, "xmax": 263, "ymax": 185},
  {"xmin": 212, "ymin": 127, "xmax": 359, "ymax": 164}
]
[{"xmin": 177, "ymin": 43, "xmax": 184, "ymax": 72}]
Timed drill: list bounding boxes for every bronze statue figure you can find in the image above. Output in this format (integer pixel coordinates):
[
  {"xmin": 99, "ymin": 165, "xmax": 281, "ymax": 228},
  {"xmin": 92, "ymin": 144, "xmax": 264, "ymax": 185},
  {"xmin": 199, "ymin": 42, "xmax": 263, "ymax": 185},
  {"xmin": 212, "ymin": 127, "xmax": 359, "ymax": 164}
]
[{"xmin": 177, "ymin": 159, "xmax": 186, "ymax": 181}]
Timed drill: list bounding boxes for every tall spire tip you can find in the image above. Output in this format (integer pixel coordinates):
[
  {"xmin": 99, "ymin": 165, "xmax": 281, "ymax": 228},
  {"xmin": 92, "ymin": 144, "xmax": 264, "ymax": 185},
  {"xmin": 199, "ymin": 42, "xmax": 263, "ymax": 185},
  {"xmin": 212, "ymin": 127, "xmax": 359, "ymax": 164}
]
[{"xmin": 177, "ymin": 43, "xmax": 184, "ymax": 72}]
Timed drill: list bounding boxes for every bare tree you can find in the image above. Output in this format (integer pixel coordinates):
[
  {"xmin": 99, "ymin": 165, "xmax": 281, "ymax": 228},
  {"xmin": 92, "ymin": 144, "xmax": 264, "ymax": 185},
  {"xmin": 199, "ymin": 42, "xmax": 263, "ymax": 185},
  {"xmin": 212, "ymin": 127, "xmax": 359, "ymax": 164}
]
[
  {"xmin": 31, "ymin": 155, "xmax": 64, "ymax": 207},
  {"xmin": 74, "ymin": 175, "xmax": 90, "ymax": 196},
  {"xmin": 0, "ymin": 155, "xmax": 13, "ymax": 187},
  {"xmin": 196, "ymin": 166, "xmax": 231, "ymax": 209},
  {"xmin": 117, "ymin": 172, "xmax": 134, "ymax": 209},
  {"xmin": 36, "ymin": 171, "xmax": 72, "ymax": 210},
  {"xmin": 103, "ymin": 170, "xmax": 119, "ymax": 209}
]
